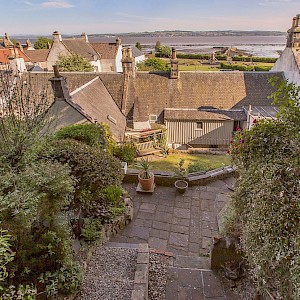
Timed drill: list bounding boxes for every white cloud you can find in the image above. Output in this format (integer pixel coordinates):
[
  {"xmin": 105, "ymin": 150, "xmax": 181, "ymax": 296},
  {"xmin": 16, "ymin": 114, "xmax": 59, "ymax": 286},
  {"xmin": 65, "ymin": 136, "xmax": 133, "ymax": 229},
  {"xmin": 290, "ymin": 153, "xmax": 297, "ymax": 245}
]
[{"xmin": 40, "ymin": 1, "xmax": 74, "ymax": 8}]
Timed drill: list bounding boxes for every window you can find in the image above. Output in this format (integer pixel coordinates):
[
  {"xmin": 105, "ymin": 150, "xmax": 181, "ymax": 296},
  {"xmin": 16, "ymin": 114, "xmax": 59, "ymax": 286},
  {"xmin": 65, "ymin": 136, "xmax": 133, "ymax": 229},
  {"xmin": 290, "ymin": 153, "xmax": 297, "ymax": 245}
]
[
  {"xmin": 196, "ymin": 122, "xmax": 203, "ymax": 130},
  {"xmin": 149, "ymin": 114, "xmax": 158, "ymax": 123}
]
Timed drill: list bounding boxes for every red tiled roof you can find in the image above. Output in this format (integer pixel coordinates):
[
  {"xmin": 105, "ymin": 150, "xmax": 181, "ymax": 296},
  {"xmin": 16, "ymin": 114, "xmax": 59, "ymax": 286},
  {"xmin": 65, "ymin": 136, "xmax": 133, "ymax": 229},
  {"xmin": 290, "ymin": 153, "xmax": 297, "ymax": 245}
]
[{"xmin": 0, "ymin": 48, "xmax": 29, "ymax": 63}]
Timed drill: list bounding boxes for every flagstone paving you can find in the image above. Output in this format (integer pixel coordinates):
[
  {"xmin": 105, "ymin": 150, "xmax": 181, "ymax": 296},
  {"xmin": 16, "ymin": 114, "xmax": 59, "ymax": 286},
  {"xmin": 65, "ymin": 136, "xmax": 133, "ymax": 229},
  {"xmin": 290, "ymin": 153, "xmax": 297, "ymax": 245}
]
[{"xmin": 111, "ymin": 177, "xmax": 235, "ymax": 257}]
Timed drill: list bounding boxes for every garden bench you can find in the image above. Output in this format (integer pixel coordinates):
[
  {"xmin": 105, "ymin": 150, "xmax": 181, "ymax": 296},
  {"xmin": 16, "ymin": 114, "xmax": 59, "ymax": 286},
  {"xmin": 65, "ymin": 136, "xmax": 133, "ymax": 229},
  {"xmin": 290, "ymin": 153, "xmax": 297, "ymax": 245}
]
[{"xmin": 135, "ymin": 140, "xmax": 161, "ymax": 156}]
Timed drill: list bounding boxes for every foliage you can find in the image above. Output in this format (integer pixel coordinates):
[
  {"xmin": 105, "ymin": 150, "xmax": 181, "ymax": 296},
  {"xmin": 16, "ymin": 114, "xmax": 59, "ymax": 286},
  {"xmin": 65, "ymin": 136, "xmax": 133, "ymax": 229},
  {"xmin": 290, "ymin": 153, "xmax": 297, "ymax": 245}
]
[
  {"xmin": 0, "ymin": 230, "xmax": 15, "ymax": 282},
  {"xmin": 99, "ymin": 122, "xmax": 116, "ymax": 154},
  {"xmin": 226, "ymin": 78, "xmax": 300, "ymax": 299},
  {"xmin": 81, "ymin": 218, "xmax": 103, "ymax": 244},
  {"xmin": 219, "ymin": 62, "xmax": 272, "ymax": 71},
  {"xmin": 135, "ymin": 157, "xmax": 152, "ymax": 179},
  {"xmin": 38, "ymin": 260, "xmax": 82, "ymax": 296},
  {"xmin": 101, "ymin": 185, "xmax": 123, "ymax": 205},
  {"xmin": 176, "ymin": 53, "xmax": 211, "ymax": 60},
  {"xmin": 156, "ymin": 45, "xmax": 171, "ymax": 57},
  {"xmin": 155, "ymin": 40, "xmax": 161, "ymax": 52},
  {"xmin": 34, "ymin": 36, "xmax": 53, "ymax": 49},
  {"xmin": 55, "ymin": 123, "xmax": 108, "ymax": 149},
  {"xmin": 174, "ymin": 159, "xmax": 187, "ymax": 179},
  {"xmin": 113, "ymin": 143, "xmax": 136, "ymax": 164},
  {"xmin": 0, "ymin": 73, "xmax": 51, "ymax": 165},
  {"xmin": 137, "ymin": 57, "xmax": 170, "ymax": 72},
  {"xmin": 0, "ymin": 284, "xmax": 37, "ymax": 299},
  {"xmin": 36, "ymin": 138, "xmax": 123, "ymax": 209},
  {"xmin": 135, "ymin": 42, "xmax": 142, "ymax": 50},
  {"xmin": 187, "ymin": 161, "xmax": 206, "ymax": 173},
  {"xmin": 57, "ymin": 54, "xmax": 94, "ymax": 72},
  {"xmin": 232, "ymin": 56, "xmax": 277, "ymax": 63}
]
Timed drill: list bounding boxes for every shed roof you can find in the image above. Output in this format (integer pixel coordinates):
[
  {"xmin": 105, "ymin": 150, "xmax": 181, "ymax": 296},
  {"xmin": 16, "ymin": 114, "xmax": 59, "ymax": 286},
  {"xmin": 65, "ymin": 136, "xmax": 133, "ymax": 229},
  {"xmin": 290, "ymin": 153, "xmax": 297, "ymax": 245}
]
[{"xmin": 164, "ymin": 108, "xmax": 240, "ymax": 121}]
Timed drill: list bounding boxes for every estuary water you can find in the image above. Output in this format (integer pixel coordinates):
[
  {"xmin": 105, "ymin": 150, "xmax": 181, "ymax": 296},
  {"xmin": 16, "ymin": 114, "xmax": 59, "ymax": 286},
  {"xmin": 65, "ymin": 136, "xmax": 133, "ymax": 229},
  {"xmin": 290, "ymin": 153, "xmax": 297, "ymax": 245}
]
[{"xmin": 89, "ymin": 35, "xmax": 286, "ymax": 58}]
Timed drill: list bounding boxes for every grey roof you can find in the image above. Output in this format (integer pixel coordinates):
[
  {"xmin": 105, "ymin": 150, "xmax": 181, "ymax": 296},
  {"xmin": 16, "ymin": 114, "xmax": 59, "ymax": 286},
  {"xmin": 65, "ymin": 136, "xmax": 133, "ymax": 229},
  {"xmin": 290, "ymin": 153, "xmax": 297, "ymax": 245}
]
[
  {"xmin": 69, "ymin": 77, "xmax": 126, "ymax": 140},
  {"xmin": 63, "ymin": 39, "xmax": 100, "ymax": 61},
  {"xmin": 127, "ymin": 71, "xmax": 284, "ymax": 123},
  {"xmin": 250, "ymin": 106, "xmax": 279, "ymax": 118},
  {"xmin": 164, "ymin": 108, "xmax": 247, "ymax": 121},
  {"xmin": 131, "ymin": 47, "xmax": 144, "ymax": 58}
]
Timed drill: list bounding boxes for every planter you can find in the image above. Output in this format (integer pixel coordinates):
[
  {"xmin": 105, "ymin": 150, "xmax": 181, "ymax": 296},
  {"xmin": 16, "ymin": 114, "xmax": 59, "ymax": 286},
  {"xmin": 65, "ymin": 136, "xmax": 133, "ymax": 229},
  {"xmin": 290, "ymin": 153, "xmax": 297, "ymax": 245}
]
[
  {"xmin": 121, "ymin": 162, "xmax": 128, "ymax": 174},
  {"xmin": 138, "ymin": 171, "xmax": 155, "ymax": 191},
  {"xmin": 175, "ymin": 179, "xmax": 188, "ymax": 194}
]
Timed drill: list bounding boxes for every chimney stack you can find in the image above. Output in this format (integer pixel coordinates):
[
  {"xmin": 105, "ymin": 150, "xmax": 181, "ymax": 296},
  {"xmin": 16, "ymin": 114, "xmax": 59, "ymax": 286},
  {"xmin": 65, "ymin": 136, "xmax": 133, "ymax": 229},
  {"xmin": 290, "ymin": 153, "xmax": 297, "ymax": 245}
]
[
  {"xmin": 122, "ymin": 47, "xmax": 135, "ymax": 77},
  {"xmin": 170, "ymin": 47, "xmax": 179, "ymax": 79},
  {"xmin": 15, "ymin": 42, "xmax": 23, "ymax": 51},
  {"xmin": 49, "ymin": 65, "xmax": 71, "ymax": 102},
  {"xmin": 116, "ymin": 38, "xmax": 121, "ymax": 47},
  {"xmin": 52, "ymin": 31, "xmax": 62, "ymax": 43},
  {"xmin": 81, "ymin": 32, "xmax": 88, "ymax": 42},
  {"xmin": 286, "ymin": 15, "xmax": 300, "ymax": 48}
]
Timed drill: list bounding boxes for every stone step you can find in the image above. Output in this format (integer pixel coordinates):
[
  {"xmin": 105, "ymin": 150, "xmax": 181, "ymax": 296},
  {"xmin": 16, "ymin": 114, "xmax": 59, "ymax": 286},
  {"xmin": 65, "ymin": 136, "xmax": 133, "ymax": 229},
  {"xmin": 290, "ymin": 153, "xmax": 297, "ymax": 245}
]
[
  {"xmin": 105, "ymin": 241, "xmax": 145, "ymax": 249},
  {"xmin": 173, "ymin": 255, "xmax": 211, "ymax": 270}
]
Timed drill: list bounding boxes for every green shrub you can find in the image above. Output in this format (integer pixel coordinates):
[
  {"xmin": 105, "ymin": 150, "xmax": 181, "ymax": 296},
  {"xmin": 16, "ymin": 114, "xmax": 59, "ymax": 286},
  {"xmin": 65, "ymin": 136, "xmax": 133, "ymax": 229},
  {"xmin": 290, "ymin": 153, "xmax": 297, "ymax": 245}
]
[
  {"xmin": 81, "ymin": 218, "xmax": 103, "ymax": 244},
  {"xmin": 226, "ymin": 78, "xmax": 300, "ymax": 299},
  {"xmin": 36, "ymin": 139, "xmax": 123, "ymax": 209},
  {"xmin": 187, "ymin": 161, "xmax": 206, "ymax": 173},
  {"xmin": 0, "ymin": 230, "xmax": 15, "ymax": 282},
  {"xmin": 55, "ymin": 123, "xmax": 108, "ymax": 149},
  {"xmin": 113, "ymin": 143, "xmax": 136, "ymax": 164},
  {"xmin": 101, "ymin": 185, "xmax": 123, "ymax": 205}
]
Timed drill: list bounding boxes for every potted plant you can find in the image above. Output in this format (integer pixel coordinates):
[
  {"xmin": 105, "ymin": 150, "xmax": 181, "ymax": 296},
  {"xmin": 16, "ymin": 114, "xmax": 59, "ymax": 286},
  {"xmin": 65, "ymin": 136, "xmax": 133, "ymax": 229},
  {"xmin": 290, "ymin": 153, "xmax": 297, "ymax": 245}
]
[
  {"xmin": 136, "ymin": 157, "xmax": 155, "ymax": 191},
  {"xmin": 174, "ymin": 159, "xmax": 188, "ymax": 194}
]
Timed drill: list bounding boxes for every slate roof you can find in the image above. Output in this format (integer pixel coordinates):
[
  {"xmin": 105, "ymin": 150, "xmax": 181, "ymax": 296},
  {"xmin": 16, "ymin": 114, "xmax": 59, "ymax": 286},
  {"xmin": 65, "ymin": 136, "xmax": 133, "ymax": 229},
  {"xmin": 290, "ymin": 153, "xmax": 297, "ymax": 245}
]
[
  {"xmin": 164, "ymin": 109, "xmax": 233, "ymax": 121},
  {"xmin": 24, "ymin": 49, "xmax": 49, "ymax": 63},
  {"xmin": 90, "ymin": 42, "xmax": 118, "ymax": 59},
  {"xmin": 69, "ymin": 77, "xmax": 126, "ymax": 140},
  {"xmin": 126, "ymin": 71, "xmax": 284, "ymax": 122},
  {"xmin": 131, "ymin": 46, "xmax": 144, "ymax": 58},
  {"xmin": 63, "ymin": 39, "xmax": 100, "ymax": 61}
]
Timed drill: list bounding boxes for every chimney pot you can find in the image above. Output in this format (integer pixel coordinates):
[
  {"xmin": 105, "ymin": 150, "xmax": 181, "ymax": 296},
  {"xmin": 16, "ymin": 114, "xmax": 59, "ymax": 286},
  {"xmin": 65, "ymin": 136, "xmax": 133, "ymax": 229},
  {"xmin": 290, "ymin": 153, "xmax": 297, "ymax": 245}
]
[
  {"xmin": 127, "ymin": 47, "xmax": 133, "ymax": 59},
  {"xmin": 53, "ymin": 65, "xmax": 61, "ymax": 78},
  {"xmin": 53, "ymin": 31, "xmax": 62, "ymax": 42},
  {"xmin": 171, "ymin": 47, "xmax": 177, "ymax": 60}
]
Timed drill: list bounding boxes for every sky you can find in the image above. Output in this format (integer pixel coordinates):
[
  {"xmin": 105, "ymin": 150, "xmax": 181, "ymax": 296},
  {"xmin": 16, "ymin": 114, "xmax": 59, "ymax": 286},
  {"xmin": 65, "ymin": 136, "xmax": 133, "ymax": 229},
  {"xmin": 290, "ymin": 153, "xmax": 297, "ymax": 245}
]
[{"xmin": 1, "ymin": 0, "xmax": 299, "ymax": 35}]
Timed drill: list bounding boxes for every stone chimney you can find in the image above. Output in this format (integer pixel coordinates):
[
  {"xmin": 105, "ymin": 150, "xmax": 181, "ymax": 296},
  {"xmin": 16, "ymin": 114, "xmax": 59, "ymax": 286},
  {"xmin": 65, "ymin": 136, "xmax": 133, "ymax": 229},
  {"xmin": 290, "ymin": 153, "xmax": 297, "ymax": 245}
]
[
  {"xmin": 287, "ymin": 14, "xmax": 300, "ymax": 48},
  {"xmin": 3, "ymin": 32, "xmax": 13, "ymax": 48},
  {"xmin": 122, "ymin": 47, "xmax": 135, "ymax": 77},
  {"xmin": 81, "ymin": 32, "xmax": 88, "ymax": 42},
  {"xmin": 49, "ymin": 65, "xmax": 71, "ymax": 101},
  {"xmin": 170, "ymin": 47, "xmax": 179, "ymax": 79},
  {"xmin": 26, "ymin": 39, "xmax": 34, "ymax": 50},
  {"xmin": 116, "ymin": 38, "xmax": 121, "ymax": 47},
  {"xmin": 52, "ymin": 31, "xmax": 62, "ymax": 43}
]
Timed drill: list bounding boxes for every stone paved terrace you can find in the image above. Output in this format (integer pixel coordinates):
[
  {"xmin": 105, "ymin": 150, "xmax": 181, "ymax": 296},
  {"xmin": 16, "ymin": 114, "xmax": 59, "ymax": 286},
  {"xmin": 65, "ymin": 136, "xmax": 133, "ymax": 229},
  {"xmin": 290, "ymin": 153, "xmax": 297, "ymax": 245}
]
[{"xmin": 111, "ymin": 177, "xmax": 235, "ymax": 256}]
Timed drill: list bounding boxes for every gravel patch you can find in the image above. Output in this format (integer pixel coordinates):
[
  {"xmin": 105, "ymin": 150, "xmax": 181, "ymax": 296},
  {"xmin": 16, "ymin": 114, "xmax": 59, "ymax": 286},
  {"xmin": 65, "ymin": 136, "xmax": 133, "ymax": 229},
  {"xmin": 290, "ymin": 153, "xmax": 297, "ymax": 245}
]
[
  {"xmin": 148, "ymin": 253, "xmax": 173, "ymax": 300},
  {"xmin": 76, "ymin": 247, "xmax": 137, "ymax": 300}
]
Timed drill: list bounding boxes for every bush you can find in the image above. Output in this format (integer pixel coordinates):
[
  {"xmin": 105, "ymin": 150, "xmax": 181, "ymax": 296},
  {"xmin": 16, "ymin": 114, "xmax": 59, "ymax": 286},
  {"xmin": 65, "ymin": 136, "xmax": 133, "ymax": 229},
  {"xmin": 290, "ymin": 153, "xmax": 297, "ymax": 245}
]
[
  {"xmin": 36, "ymin": 139, "xmax": 123, "ymax": 209},
  {"xmin": 113, "ymin": 143, "xmax": 135, "ymax": 164},
  {"xmin": 137, "ymin": 58, "xmax": 170, "ymax": 72},
  {"xmin": 226, "ymin": 78, "xmax": 300, "ymax": 299},
  {"xmin": 55, "ymin": 123, "xmax": 108, "ymax": 149},
  {"xmin": 101, "ymin": 185, "xmax": 123, "ymax": 205},
  {"xmin": 187, "ymin": 161, "xmax": 206, "ymax": 173}
]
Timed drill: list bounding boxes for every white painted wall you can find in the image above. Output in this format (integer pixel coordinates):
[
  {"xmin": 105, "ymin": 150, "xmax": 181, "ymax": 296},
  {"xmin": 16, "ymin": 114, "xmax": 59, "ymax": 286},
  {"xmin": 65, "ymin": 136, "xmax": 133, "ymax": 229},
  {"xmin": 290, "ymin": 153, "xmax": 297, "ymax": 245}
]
[
  {"xmin": 272, "ymin": 48, "xmax": 300, "ymax": 86},
  {"xmin": 135, "ymin": 54, "xmax": 145, "ymax": 65},
  {"xmin": 115, "ymin": 45, "xmax": 123, "ymax": 73}
]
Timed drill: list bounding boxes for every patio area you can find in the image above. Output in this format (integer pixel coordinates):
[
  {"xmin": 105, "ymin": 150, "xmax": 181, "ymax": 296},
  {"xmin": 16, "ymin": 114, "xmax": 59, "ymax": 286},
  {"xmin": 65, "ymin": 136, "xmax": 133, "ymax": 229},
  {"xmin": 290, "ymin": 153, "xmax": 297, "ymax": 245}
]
[{"xmin": 111, "ymin": 176, "xmax": 235, "ymax": 256}]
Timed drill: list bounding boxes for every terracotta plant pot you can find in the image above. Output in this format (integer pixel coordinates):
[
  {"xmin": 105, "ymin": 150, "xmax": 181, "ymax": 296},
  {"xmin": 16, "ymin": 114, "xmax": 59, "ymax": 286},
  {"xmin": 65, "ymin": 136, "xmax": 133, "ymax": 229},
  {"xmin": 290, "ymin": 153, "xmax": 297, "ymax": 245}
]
[
  {"xmin": 138, "ymin": 171, "xmax": 155, "ymax": 191},
  {"xmin": 175, "ymin": 180, "xmax": 188, "ymax": 194}
]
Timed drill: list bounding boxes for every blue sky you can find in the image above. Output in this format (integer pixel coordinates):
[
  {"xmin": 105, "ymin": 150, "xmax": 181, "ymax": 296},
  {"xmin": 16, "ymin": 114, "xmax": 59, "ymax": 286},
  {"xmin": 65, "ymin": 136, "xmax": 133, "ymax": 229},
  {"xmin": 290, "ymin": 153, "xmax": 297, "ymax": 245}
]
[{"xmin": 2, "ymin": 0, "xmax": 299, "ymax": 35}]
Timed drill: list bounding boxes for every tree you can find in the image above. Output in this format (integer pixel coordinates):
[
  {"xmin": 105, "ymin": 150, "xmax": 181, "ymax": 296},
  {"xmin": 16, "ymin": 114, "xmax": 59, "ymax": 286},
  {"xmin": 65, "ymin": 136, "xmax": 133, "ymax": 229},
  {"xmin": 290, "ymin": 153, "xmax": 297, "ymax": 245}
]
[
  {"xmin": 155, "ymin": 40, "xmax": 161, "ymax": 52},
  {"xmin": 57, "ymin": 54, "xmax": 94, "ymax": 72},
  {"xmin": 135, "ymin": 42, "xmax": 142, "ymax": 51},
  {"xmin": 137, "ymin": 57, "xmax": 170, "ymax": 72},
  {"xmin": 226, "ymin": 77, "xmax": 300, "ymax": 299},
  {"xmin": 34, "ymin": 36, "xmax": 53, "ymax": 49}
]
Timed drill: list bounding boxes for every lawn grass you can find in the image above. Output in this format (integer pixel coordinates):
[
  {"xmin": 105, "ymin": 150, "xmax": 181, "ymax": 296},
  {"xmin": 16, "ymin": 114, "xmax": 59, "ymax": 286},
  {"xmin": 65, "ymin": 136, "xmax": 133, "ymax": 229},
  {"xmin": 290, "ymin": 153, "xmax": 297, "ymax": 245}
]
[{"xmin": 138, "ymin": 153, "xmax": 231, "ymax": 173}]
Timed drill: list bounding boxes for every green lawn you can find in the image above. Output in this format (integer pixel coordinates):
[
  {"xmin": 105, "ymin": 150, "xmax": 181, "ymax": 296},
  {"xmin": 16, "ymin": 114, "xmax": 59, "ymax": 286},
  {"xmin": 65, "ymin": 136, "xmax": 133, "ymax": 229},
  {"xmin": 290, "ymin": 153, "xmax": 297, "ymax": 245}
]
[{"xmin": 137, "ymin": 153, "xmax": 231, "ymax": 173}]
